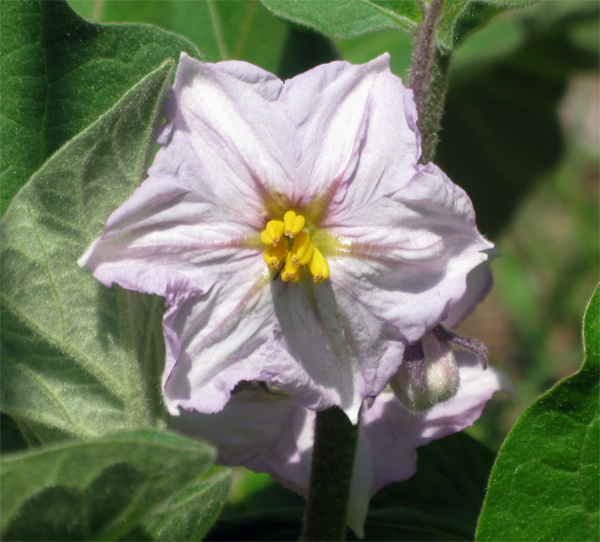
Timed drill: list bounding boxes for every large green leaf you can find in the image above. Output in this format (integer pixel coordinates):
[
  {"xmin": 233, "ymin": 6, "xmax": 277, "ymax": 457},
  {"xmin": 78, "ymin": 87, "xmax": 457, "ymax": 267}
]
[
  {"xmin": 261, "ymin": 0, "xmax": 421, "ymax": 38},
  {"xmin": 1, "ymin": 429, "xmax": 230, "ymax": 541},
  {"xmin": 261, "ymin": 0, "xmax": 533, "ymax": 50},
  {"xmin": 1, "ymin": 62, "xmax": 173, "ymax": 443},
  {"xmin": 69, "ymin": 0, "xmax": 288, "ymax": 72},
  {"xmin": 476, "ymin": 284, "xmax": 599, "ymax": 541},
  {"xmin": 0, "ymin": 0, "xmax": 199, "ymax": 216},
  {"xmin": 207, "ymin": 433, "xmax": 495, "ymax": 541}
]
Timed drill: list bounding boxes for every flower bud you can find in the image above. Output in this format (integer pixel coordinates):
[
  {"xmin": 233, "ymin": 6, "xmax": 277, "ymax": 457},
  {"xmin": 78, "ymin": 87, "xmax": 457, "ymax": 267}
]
[{"xmin": 390, "ymin": 333, "xmax": 460, "ymax": 411}]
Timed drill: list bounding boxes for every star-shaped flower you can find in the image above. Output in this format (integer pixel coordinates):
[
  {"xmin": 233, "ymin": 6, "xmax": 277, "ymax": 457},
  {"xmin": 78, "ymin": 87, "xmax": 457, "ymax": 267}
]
[{"xmin": 79, "ymin": 53, "xmax": 494, "ymax": 422}]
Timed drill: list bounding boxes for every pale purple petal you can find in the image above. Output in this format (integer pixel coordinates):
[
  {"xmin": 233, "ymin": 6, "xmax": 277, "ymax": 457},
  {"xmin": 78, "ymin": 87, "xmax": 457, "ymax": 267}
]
[
  {"xmin": 78, "ymin": 177, "xmax": 263, "ymax": 291},
  {"xmin": 346, "ymin": 352, "xmax": 512, "ymax": 535},
  {"xmin": 172, "ymin": 352, "xmax": 512, "ymax": 538},
  {"xmin": 321, "ymin": 164, "xmax": 493, "ymax": 397},
  {"xmin": 281, "ymin": 54, "xmax": 420, "ymax": 208},
  {"xmin": 161, "ymin": 275, "xmax": 276, "ymax": 415},
  {"xmin": 172, "ymin": 389, "xmax": 313, "ymax": 496},
  {"xmin": 162, "ymin": 275, "xmax": 397, "ymax": 418},
  {"xmin": 160, "ymin": 53, "xmax": 296, "ymax": 213},
  {"xmin": 270, "ymin": 278, "xmax": 405, "ymax": 423}
]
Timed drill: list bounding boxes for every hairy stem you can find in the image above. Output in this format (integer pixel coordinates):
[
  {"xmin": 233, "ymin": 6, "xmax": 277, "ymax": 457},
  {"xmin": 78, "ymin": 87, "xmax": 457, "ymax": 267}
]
[
  {"xmin": 409, "ymin": 0, "xmax": 451, "ymax": 163},
  {"xmin": 300, "ymin": 407, "xmax": 360, "ymax": 541}
]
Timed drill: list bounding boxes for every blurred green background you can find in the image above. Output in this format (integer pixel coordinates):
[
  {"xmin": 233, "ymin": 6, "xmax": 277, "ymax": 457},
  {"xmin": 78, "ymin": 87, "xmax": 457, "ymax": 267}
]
[{"xmin": 68, "ymin": 0, "xmax": 600, "ymax": 514}]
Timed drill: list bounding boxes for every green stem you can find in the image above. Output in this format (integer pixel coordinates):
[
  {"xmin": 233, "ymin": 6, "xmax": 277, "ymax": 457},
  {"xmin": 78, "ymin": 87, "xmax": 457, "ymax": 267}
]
[
  {"xmin": 409, "ymin": 0, "xmax": 451, "ymax": 163},
  {"xmin": 300, "ymin": 407, "xmax": 360, "ymax": 541}
]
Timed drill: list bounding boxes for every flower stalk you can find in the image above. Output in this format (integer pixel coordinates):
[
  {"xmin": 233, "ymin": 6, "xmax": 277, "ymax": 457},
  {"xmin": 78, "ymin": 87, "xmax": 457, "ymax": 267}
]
[
  {"xmin": 300, "ymin": 407, "xmax": 360, "ymax": 541},
  {"xmin": 409, "ymin": 0, "xmax": 450, "ymax": 163}
]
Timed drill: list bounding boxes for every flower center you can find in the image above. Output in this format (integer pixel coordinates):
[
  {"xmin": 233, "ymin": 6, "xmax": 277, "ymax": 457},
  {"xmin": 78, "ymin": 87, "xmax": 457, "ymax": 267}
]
[{"xmin": 260, "ymin": 210, "xmax": 330, "ymax": 284}]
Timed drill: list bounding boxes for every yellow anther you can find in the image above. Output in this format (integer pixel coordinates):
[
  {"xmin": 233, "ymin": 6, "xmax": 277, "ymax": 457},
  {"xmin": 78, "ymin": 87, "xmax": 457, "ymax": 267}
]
[
  {"xmin": 283, "ymin": 211, "xmax": 306, "ymax": 238},
  {"xmin": 281, "ymin": 253, "xmax": 302, "ymax": 283},
  {"xmin": 290, "ymin": 231, "xmax": 314, "ymax": 267},
  {"xmin": 260, "ymin": 220, "xmax": 285, "ymax": 246},
  {"xmin": 307, "ymin": 248, "xmax": 330, "ymax": 284},
  {"xmin": 259, "ymin": 210, "xmax": 329, "ymax": 284},
  {"xmin": 263, "ymin": 239, "xmax": 288, "ymax": 269}
]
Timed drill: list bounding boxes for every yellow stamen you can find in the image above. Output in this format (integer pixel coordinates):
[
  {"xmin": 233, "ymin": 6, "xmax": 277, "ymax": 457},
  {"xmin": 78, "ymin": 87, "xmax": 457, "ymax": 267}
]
[
  {"xmin": 260, "ymin": 220, "xmax": 285, "ymax": 246},
  {"xmin": 283, "ymin": 211, "xmax": 305, "ymax": 238},
  {"xmin": 307, "ymin": 248, "xmax": 330, "ymax": 284},
  {"xmin": 263, "ymin": 238, "xmax": 288, "ymax": 269},
  {"xmin": 290, "ymin": 231, "xmax": 314, "ymax": 266},
  {"xmin": 281, "ymin": 253, "xmax": 302, "ymax": 283},
  {"xmin": 260, "ymin": 210, "xmax": 330, "ymax": 284}
]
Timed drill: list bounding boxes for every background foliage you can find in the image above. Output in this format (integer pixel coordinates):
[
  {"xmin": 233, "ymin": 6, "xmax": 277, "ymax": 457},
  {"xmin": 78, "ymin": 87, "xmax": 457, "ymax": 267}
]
[{"xmin": 1, "ymin": 0, "xmax": 598, "ymax": 540}]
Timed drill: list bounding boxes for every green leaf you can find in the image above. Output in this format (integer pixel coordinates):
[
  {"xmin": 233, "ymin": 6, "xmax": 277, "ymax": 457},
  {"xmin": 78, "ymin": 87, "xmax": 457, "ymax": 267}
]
[
  {"xmin": 207, "ymin": 433, "xmax": 495, "ymax": 541},
  {"xmin": 261, "ymin": 0, "xmax": 421, "ymax": 38},
  {"xmin": 476, "ymin": 284, "xmax": 599, "ymax": 541},
  {"xmin": 260, "ymin": 0, "xmax": 533, "ymax": 50},
  {"xmin": 1, "ymin": 429, "xmax": 231, "ymax": 541},
  {"xmin": 69, "ymin": 0, "xmax": 289, "ymax": 73},
  {"xmin": 0, "ymin": 0, "xmax": 200, "ymax": 215},
  {"xmin": 1, "ymin": 62, "xmax": 173, "ymax": 442}
]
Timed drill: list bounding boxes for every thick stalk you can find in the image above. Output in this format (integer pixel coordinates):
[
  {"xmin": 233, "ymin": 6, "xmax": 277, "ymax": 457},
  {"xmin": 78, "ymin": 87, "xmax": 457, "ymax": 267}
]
[
  {"xmin": 409, "ymin": 0, "xmax": 450, "ymax": 163},
  {"xmin": 300, "ymin": 407, "xmax": 360, "ymax": 541}
]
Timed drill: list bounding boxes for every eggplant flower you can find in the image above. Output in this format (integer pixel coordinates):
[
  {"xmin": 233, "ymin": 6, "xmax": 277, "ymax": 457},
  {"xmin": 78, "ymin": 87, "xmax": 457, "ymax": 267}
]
[
  {"xmin": 173, "ymin": 352, "xmax": 514, "ymax": 538},
  {"xmin": 79, "ymin": 52, "xmax": 494, "ymax": 422}
]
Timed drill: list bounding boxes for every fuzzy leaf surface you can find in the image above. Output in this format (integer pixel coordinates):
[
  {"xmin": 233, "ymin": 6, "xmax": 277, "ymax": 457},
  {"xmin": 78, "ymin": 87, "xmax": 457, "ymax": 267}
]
[
  {"xmin": 1, "ymin": 430, "xmax": 230, "ymax": 541},
  {"xmin": 1, "ymin": 62, "xmax": 173, "ymax": 443}
]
